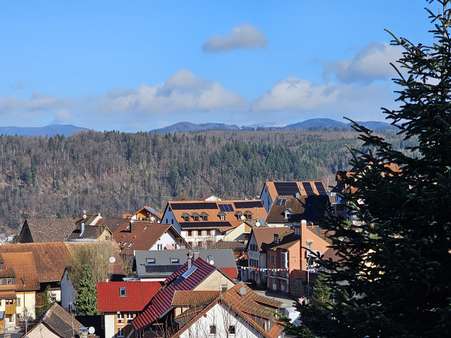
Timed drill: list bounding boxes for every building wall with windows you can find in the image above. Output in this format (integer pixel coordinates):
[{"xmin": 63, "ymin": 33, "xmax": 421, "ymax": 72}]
[
  {"xmin": 149, "ymin": 232, "xmax": 180, "ymax": 251},
  {"xmin": 179, "ymin": 302, "xmax": 262, "ymax": 338},
  {"xmin": 196, "ymin": 270, "xmax": 235, "ymax": 292},
  {"xmin": 161, "ymin": 208, "xmax": 180, "ymax": 233}
]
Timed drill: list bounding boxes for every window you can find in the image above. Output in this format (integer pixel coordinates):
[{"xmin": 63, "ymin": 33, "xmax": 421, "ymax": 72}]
[
  {"xmin": 157, "ymin": 244, "xmax": 163, "ymax": 250},
  {"xmin": 210, "ymin": 229, "xmax": 215, "ymax": 236},
  {"xmin": 192, "ymin": 230, "xmax": 198, "ymax": 237},
  {"xmin": 119, "ymin": 287, "xmax": 127, "ymax": 297},
  {"xmin": 228, "ymin": 325, "xmax": 236, "ymax": 334},
  {"xmin": 220, "ymin": 284, "xmax": 228, "ymax": 292},
  {"xmin": 16, "ymin": 297, "xmax": 21, "ymax": 306},
  {"xmin": 201, "ymin": 230, "xmax": 207, "ymax": 236},
  {"xmin": 218, "ymin": 213, "xmax": 226, "ymax": 221},
  {"xmin": 117, "ymin": 327, "xmax": 124, "ymax": 337},
  {"xmin": 171, "ymin": 219, "xmax": 174, "ymax": 225},
  {"xmin": 146, "ymin": 258, "xmax": 156, "ymax": 264},
  {"xmin": 210, "ymin": 325, "xmax": 217, "ymax": 334},
  {"xmin": 170, "ymin": 258, "xmax": 180, "ymax": 264}
]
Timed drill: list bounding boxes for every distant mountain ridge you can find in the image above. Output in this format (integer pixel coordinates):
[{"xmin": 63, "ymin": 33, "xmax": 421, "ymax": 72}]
[
  {"xmin": 153, "ymin": 118, "xmax": 395, "ymax": 133},
  {"xmin": 0, "ymin": 124, "xmax": 89, "ymax": 137}
]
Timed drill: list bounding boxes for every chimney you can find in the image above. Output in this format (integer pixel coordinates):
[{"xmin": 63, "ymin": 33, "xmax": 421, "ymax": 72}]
[
  {"xmin": 79, "ymin": 222, "xmax": 85, "ymax": 237},
  {"xmin": 187, "ymin": 252, "xmax": 192, "ymax": 269}
]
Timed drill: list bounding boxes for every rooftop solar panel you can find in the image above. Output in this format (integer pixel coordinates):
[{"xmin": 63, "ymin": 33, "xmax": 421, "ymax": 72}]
[
  {"xmin": 302, "ymin": 182, "xmax": 315, "ymax": 196},
  {"xmin": 314, "ymin": 181, "xmax": 327, "ymax": 195},
  {"xmin": 171, "ymin": 202, "xmax": 218, "ymax": 210},
  {"xmin": 218, "ymin": 204, "xmax": 234, "ymax": 212},
  {"xmin": 274, "ymin": 182, "xmax": 300, "ymax": 196},
  {"xmin": 234, "ymin": 201, "xmax": 263, "ymax": 209}
]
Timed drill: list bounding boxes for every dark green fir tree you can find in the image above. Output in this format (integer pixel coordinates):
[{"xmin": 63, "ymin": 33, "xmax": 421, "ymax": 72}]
[
  {"xmin": 291, "ymin": 1, "xmax": 451, "ymax": 337},
  {"xmin": 75, "ymin": 264, "xmax": 97, "ymax": 315}
]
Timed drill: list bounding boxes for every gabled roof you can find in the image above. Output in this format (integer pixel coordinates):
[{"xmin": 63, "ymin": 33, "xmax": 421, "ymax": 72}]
[
  {"xmin": 171, "ymin": 290, "xmax": 220, "ymax": 307},
  {"xmin": 96, "ymin": 217, "xmax": 130, "ymax": 234},
  {"xmin": 132, "ymin": 258, "xmax": 218, "ymax": 330},
  {"xmin": 172, "ymin": 283, "xmax": 283, "ymax": 338},
  {"xmin": 262, "ymin": 232, "xmax": 300, "ymax": 251},
  {"xmin": 0, "ymin": 252, "xmax": 40, "ymax": 291},
  {"xmin": 37, "ymin": 303, "xmax": 82, "ymax": 338},
  {"xmin": 0, "ymin": 242, "xmax": 71, "ymax": 283},
  {"xmin": 97, "ymin": 281, "xmax": 161, "ymax": 313},
  {"xmin": 113, "ymin": 222, "xmax": 186, "ymax": 256},
  {"xmin": 249, "ymin": 227, "xmax": 293, "ymax": 251},
  {"xmin": 135, "ymin": 249, "xmax": 237, "ymax": 280},
  {"xmin": 165, "ymin": 199, "xmax": 267, "ymax": 229},
  {"xmin": 18, "ymin": 218, "xmax": 77, "ymax": 243}
]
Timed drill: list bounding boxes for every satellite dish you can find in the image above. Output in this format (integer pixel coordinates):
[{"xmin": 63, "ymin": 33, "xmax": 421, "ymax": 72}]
[
  {"xmin": 88, "ymin": 326, "xmax": 95, "ymax": 334},
  {"xmin": 255, "ymin": 221, "xmax": 261, "ymax": 227},
  {"xmin": 209, "ymin": 260, "xmax": 215, "ymax": 265},
  {"xmin": 240, "ymin": 215, "xmax": 246, "ymax": 221},
  {"xmin": 150, "ymin": 216, "xmax": 156, "ymax": 222},
  {"xmin": 108, "ymin": 256, "xmax": 116, "ymax": 264}
]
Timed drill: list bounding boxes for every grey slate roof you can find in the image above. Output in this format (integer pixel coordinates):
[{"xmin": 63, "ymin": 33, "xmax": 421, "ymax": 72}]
[{"xmin": 135, "ymin": 248, "xmax": 236, "ymax": 279}]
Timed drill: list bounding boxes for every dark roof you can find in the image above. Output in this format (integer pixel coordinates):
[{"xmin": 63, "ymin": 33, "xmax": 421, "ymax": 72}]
[
  {"xmin": 18, "ymin": 218, "xmax": 77, "ymax": 243},
  {"xmin": 135, "ymin": 249, "xmax": 237, "ymax": 279},
  {"xmin": 39, "ymin": 303, "xmax": 83, "ymax": 338},
  {"xmin": 132, "ymin": 258, "xmax": 217, "ymax": 329},
  {"xmin": 67, "ymin": 223, "xmax": 110, "ymax": 241},
  {"xmin": 266, "ymin": 195, "xmax": 329, "ymax": 224}
]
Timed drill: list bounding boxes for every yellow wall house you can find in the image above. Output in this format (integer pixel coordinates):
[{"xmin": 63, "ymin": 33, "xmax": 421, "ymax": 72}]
[{"xmin": 0, "ymin": 252, "xmax": 39, "ymax": 333}]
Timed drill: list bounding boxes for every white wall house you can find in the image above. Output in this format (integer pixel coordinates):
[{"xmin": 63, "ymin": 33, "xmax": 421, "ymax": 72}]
[
  {"xmin": 161, "ymin": 207, "xmax": 180, "ymax": 233},
  {"xmin": 243, "ymin": 234, "xmax": 267, "ymax": 286},
  {"xmin": 149, "ymin": 231, "xmax": 182, "ymax": 251},
  {"xmin": 178, "ymin": 302, "xmax": 264, "ymax": 338},
  {"xmin": 60, "ymin": 269, "xmax": 77, "ymax": 312}
]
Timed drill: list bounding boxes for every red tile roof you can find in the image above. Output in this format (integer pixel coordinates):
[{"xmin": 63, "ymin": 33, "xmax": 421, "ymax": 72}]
[
  {"xmin": 96, "ymin": 281, "xmax": 161, "ymax": 313},
  {"xmin": 132, "ymin": 258, "xmax": 217, "ymax": 330}
]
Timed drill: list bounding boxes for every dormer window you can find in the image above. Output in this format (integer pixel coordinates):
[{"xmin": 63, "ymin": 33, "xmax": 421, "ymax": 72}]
[
  {"xmin": 181, "ymin": 213, "xmax": 190, "ymax": 222},
  {"xmin": 200, "ymin": 212, "xmax": 208, "ymax": 221},
  {"xmin": 218, "ymin": 212, "xmax": 226, "ymax": 221},
  {"xmin": 119, "ymin": 287, "xmax": 126, "ymax": 297},
  {"xmin": 235, "ymin": 211, "xmax": 243, "ymax": 220},
  {"xmin": 244, "ymin": 210, "xmax": 252, "ymax": 219},
  {"xmin": 192, "ymin": 213, "xmax": 200, "ymax": 221}
]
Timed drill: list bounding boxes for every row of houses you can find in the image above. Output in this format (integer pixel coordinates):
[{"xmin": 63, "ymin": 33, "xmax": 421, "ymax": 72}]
[{"xmin": 2, "ymin": 178, "xmax": 343, "ymax": 337}]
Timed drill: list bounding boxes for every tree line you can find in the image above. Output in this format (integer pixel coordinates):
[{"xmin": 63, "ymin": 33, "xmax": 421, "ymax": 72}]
[{"xmin": 0, "ymin": 130, "xmax": 406, "ymax": 232}]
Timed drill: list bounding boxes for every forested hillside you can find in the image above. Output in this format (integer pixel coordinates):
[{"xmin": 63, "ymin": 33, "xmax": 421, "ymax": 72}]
[{"xmin": 0, "ymin": 130, "xmax": 406, "ymax": 231}]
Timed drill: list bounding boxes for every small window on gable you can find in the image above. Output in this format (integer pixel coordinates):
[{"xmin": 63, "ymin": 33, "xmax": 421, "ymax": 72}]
[
  {"xmin": 119, "ymin": 287, "xmax": 126, "ymax": 297},
  {"xmin": 210, "ymin": 325, "xmax": 216, "ymax": 334},
  {"xmin": 170, "ymin": 258, "xmax": 180, "ymax": 264},
  {"xmin": 228, "ymin": 325, "xmax": 236, "ymax": 334},
  {"xmin": 146, "ymin": 258, "xmax": 156, "ymax": 264}
]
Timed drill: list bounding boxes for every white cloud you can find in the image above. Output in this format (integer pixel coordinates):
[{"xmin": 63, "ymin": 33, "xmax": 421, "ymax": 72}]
[
  {"xmin": 101, "ymin": 69, "xmax": 245, "ymax": 114},
  {"xmin": 202, "ymin": 24, "xmax": 267, "ymax": 53},
  {"xmin": 0, "ymin": 92, "xmax": 62, "ymax": 114},
  {"xmin": 252, "ymin": 77, "xmax": 395, "ymax": 121},
  {"xmin": 328, "ymin": 43, "xmax": 402, "ymax": 83}
]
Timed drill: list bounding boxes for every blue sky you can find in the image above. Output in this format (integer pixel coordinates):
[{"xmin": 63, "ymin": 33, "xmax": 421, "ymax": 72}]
[{"xmin": 0, "ymin": 0, "xmax": 431, "ymax": 130}]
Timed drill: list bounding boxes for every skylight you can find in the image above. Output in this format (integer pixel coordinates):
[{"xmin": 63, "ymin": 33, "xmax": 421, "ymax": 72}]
[{"xmin": 181, "ymin": 265, "xmax": 197, "ymax": 279}]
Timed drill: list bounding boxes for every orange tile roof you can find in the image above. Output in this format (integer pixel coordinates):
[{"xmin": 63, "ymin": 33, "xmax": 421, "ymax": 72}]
[
  {"xmin": 166, "ymin": 199, "xmax": 267, "ymax": 229},
  {"xmin": 0, "ymin": 242, "xmax": 71, "ymax": 283},
  {"xmin": 171, "ymin": 290, "xmax": 220, "ymax": 307},
  {"xmin": 113, "ymin": 221, "xmax": 186, "ymax": 255},
  {"xmin": 251, "ymin": 227, "xmax": 294, "ymax": 251},
  {"xmin": 0, "ymin": 252, "xmax": 40, "ymax": 291}
]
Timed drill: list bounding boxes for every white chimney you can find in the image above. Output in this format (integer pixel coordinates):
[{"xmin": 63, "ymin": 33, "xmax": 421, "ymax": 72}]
[{"xmin": 80, "ymin": 222, "xmax": 85, "ymax": 237}]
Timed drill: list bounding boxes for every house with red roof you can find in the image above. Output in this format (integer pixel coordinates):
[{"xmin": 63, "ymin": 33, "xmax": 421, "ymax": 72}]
[
  {"xmin": 96, "ymin": 281, "xmax": 161, "ymax": 338},
  {"xmin": 132, "ymin": 256, "xmax": 235, "ymax": 337}
]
